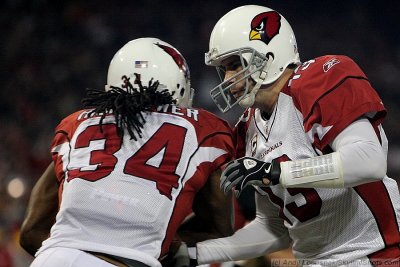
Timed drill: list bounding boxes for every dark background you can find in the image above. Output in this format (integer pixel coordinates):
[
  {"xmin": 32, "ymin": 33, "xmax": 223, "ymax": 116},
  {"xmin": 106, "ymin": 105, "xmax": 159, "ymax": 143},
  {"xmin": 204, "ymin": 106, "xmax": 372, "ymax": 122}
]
[{"xmin": 1, "ymin": 1, "xmax": 399, "ymax": 265}]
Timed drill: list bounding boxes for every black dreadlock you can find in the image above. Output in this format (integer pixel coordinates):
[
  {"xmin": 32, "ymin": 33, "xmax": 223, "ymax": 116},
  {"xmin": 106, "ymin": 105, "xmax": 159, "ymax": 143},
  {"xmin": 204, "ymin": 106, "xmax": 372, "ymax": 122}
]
[{"xmin": 82, "ymin": 74, "xmax": 175, "ymax": 141}]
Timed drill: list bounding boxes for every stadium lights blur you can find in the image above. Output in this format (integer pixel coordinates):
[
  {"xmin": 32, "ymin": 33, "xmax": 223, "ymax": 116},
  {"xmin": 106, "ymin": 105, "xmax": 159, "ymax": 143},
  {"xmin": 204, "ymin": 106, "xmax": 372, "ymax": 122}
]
[{"xmin": 7, "ymin": 177, "xmax": 26, "ymax": 198}]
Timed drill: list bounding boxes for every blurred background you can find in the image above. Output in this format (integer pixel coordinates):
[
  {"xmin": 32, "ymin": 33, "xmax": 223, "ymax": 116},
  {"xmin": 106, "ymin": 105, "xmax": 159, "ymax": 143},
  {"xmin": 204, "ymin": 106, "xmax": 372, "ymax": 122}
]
[{"xmin": 1, "ymin": 0, "xmax": 399, "ymax": 266}]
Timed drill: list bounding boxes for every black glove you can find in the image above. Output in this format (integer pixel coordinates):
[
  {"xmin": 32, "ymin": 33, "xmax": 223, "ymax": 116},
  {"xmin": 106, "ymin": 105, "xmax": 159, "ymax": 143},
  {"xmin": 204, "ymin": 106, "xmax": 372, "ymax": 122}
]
[
  {"xmin": 161, "ymin": 241, "xmax": 190, "ymax": 267},
  {"xmin": 220, "ymin": 157, "xmax": 281, "ymax": 197},
  {"xmin": 161, "ymin": 239, "xmax": 198, "ymax": 267}
]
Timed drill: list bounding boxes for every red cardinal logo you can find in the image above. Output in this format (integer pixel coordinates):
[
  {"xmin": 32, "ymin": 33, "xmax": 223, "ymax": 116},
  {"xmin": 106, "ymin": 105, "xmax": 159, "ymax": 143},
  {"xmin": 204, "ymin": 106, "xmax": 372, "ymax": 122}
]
[
  {"xmin": 156, "ymin": 43, "xmax": 190, "ymax": 80},
  {"xmin": 249, "ymin": 11, "xmax": 281, "ymax": 45}
]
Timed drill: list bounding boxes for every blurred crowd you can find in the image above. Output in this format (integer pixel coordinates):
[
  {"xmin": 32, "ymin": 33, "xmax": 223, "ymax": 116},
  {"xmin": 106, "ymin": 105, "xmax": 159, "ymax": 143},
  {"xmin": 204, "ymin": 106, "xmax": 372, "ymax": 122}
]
[{"xmin": 0, "ymin": 0, "xmax": 399, "ymax": 266}]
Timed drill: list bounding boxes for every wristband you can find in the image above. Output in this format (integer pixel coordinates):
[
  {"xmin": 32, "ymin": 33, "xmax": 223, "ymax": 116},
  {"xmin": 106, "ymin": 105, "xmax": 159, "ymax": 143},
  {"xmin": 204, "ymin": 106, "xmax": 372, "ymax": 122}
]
[
  {"xmin": 188, "ymin": 247, "xmax": 198, "ymax": 267},
  {"xmin": 280, "ymin": 152, "xmax": 344, "ymax": 188}
]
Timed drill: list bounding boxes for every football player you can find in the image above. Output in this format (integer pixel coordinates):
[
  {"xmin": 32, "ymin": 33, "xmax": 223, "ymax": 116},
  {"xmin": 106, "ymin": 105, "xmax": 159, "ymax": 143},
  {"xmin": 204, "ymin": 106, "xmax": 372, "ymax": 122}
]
[
  {"xmin": 192, "ymin": 5, "xmax": 400, "ymax": 267},
  {"xmin": 19, "ymin": 38, "xmax": 235, "ymax": 267}
]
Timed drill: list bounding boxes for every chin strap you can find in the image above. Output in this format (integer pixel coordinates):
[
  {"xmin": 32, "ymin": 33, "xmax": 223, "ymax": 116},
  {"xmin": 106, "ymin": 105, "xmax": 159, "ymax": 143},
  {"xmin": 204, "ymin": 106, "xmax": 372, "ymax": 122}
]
[
  {"xmin": 238, "ymin": 79, "xmax": 262, "ymax": 108},
  {"xmin": 187, "ymin": 87, "xmax": 195, "ymax": 108},
  {"xmin": 238, "ymin": 55, "xmax": 272, "ymax": 109}
]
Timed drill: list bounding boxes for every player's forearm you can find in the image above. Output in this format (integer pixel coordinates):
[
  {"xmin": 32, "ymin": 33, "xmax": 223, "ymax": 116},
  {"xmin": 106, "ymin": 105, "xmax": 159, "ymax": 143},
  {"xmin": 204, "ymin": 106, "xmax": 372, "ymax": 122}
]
[
  {"xmin": 196, "ymin": 217, "xmax": 291, "ymax": 264},
  {"xmin": 178, "ymin": 214, "xmax": 233, "ymax": 246},
  {"xmin": 20, "ymin": 202, "xmax": 57, "ymax": 256},
  {"xmin": 19, "ymin": 227, "xmax": 50, "ymax": 256},
  {"xmin": 180, "ymin": 169, "xmax": 234, "ymax": 246},
  {"xmin": 19, "ymin": 163, "xmax": 59, "ymax": 256},
  {"xmin": 280, "ymin": 118, "xmax": 386, "ymax": 188}
]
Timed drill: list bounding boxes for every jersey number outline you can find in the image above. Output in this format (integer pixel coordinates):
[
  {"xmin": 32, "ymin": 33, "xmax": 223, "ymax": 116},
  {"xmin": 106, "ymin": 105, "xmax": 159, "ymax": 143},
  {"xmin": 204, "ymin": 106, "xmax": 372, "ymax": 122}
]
[
  {"xmin": 124, "ymin": 123, "xmax": 187, "ymax": 200},
  {"xmin": 67, "ymin": 123, "xmax": 121, "ymax": 182},
  {"xmin": 262, "ymin": 187, "xmax": 322, "ymax": 224},
  {"xmin": 286, "ymin": 188, "xmax": 322, "ymax": 223},
  {"xmin": 261, "ymin": 154, "xmax": 322, "ymax": 224}
]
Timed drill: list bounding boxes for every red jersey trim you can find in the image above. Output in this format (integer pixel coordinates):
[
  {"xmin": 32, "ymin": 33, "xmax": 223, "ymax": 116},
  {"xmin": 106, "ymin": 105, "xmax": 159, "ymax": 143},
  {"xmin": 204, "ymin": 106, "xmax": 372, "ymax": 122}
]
[
  {"xmin": 319, "ymin": 101, "xmax": 386, "ymax": 149},
  {"xmin": 302, "ymin": 75, "xmax": 386, "ymax": 150},
  {"xmin": 354, "ymin": 181, "xmax": 400, "ymax": 249}
]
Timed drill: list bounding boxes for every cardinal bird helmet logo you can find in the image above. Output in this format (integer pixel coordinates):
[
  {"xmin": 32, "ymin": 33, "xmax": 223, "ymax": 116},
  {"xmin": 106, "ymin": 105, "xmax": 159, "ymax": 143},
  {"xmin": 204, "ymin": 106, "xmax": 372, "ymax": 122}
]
[
  {"xmin": 249, "ymin": 11, "xmax": 281, "ymax": 45},
  {"xmin": 156, "ymin": 43, "xmax": 190, "ymax": 80}
]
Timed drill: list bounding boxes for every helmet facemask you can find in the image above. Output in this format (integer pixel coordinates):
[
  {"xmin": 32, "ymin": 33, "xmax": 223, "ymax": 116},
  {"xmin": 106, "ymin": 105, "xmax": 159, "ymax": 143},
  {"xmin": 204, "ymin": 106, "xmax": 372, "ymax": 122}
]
[
  {"xmin": 208, "ymin": 47, "xmax": 269, "ymax": 112},
  {"xmin": 205, "ymin": 5, "xmax": 301, "ymax": 112}
]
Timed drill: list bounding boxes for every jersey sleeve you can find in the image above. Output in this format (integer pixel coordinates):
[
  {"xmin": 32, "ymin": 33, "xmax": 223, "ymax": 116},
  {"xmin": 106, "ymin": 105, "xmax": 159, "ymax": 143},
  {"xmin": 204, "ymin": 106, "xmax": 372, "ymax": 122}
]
[
  {"xmin": 50, "ymin": 110, "xmax": 84, "ymax": 182},
  {"xmin": 196, "ymin": 110, "xmax": 236, "ymax": 171},
  {"xmin": 290, "ymin": 55, "xmax": 386, "ymax": 151}
]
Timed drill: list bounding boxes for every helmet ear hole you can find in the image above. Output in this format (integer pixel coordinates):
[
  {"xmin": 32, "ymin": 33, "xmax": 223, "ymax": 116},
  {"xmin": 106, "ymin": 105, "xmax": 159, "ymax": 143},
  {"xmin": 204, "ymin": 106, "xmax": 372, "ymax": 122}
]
[{"xmin": 266, "ymin": 52, "xmax": 274, "ymax": 60}]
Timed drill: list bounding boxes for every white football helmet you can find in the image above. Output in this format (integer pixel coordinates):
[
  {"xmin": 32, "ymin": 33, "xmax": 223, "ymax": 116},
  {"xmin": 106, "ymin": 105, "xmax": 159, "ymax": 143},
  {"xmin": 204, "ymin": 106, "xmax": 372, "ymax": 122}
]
[
  {"xmin": 106, "ymin": 37, "xmax": 194, "ymax": 107},
  {"xmin": 205, "ymin": 5, "xmax": 300, "ymax": 112}
]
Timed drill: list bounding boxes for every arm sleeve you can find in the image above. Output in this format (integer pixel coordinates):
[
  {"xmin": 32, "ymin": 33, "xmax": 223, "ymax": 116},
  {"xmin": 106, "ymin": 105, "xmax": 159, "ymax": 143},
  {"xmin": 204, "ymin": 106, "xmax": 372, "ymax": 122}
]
[
  {"xmin": 280, "ymin": 118, "xmax": 387, "ymax": 188},
  {"xmin": 331, "ymin": 118, "xmax": 387, "ymax": 187},
  {"xmin": 196, "ymin": 193, "xmax": 291, "ymax": 264}
]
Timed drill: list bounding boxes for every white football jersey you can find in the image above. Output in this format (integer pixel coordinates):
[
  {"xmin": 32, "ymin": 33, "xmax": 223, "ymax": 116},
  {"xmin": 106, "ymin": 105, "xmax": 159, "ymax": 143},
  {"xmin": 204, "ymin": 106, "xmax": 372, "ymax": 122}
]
[
  {"xmin": 235, "ymin": 55, "xmax": 400, "ymax": 265},
  {"xmin": 37, "ymin": 104, "xmax": 234, "ymax": 267}
]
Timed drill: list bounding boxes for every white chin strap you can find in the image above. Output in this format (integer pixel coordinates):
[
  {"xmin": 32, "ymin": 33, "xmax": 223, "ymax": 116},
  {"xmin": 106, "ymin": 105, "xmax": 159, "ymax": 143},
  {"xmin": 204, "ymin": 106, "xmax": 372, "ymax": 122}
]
[
  {"xmin": 238, "ymin": 81, "xmax": 262, "ymax": 108},
  {"xmin": 238, "ymin": 56, "xmax": 271, "ymax": 109}
]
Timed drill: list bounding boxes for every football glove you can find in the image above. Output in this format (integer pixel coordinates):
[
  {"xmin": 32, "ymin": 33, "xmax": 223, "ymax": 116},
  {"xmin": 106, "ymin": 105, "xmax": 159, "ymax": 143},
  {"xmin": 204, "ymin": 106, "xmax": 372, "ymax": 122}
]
[
  {"xmin": 220, "ymin": 157, "xmax": 281, "ymax": 197},
  {"xmin": 161, "ymin": 240, "xmax": 191, "ymax": 267}
]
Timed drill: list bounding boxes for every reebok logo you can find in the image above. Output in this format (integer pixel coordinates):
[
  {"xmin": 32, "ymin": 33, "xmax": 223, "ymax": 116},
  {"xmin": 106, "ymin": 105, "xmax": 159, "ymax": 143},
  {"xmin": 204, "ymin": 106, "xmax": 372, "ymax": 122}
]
[{"xmin": 323, "ymin": 58, "xmax": 340, "ymax": 72}]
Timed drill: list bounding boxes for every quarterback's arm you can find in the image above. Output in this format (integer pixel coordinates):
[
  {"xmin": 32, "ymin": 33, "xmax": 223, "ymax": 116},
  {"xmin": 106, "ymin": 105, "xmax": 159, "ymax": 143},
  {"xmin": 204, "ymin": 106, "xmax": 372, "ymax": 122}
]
[
  {"xmin": 280, "ymin": 118, "xmax": 386, "ymax": 188},
  {"xmin": 177, "ymin": 169, "xmax": 234, "ymax": 246},
  {"xmin": 221, "ymin": 118, "xmax": 387, "ymax": 194},
  {"xmin": 331, "ymin": 117, "xmax": 386, "ymax": 186},
  {"xmin": 20, "ymin": 162, "xmax": 59, "ymax": 256},
  {"xmin": 196, "ymin": 193, "xmax": 291, "ymax": 265}
]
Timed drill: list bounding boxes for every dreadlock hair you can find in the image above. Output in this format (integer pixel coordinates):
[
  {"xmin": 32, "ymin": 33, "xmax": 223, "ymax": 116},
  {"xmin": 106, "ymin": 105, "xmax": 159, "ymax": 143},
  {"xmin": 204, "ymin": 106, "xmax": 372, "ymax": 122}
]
[{"xmin": 82, "ymin": 73, "xmax": 175, "ymax": 141}]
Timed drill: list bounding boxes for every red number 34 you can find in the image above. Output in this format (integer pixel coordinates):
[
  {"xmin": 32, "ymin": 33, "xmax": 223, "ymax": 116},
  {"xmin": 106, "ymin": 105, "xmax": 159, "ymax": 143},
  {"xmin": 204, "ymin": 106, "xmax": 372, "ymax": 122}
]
[{"xmin": 65, "ymin": 122, "xmax": 187, "ymax": 200}]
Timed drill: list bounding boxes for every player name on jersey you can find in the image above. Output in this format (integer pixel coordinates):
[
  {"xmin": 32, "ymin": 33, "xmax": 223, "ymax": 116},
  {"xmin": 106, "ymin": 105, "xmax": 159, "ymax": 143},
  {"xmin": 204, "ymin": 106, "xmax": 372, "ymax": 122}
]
[{"xmin": 77, "ymin": 104, "xmax": 199, "ymax": 122}]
